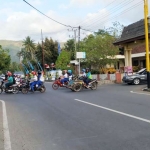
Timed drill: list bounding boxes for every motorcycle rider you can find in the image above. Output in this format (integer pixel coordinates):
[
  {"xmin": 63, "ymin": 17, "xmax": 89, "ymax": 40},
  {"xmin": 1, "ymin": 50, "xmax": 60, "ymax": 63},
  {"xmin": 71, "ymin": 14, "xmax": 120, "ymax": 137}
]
[
  {"xmin": 5, "ymin": 71, "xmax": 13, "ymax": 89},
  {"xmin": 81, "ymin": 69, "xmax": 86, "ymax": 77},
  {"xmin": 67, "ymin": 70, "xmax": 73, "ymax": 81},
  {"xmin": 61, "ymin": 70, "xmax": 69, "ymax": 86},
  {"xmin": 29, "ymin": 71, "xmax": 37, "ymax": 92},
  {"xmin": 83, "ymin": 68, "xmax": 92, "ymax": 88},
  {"xmin": 36, "ymin": 70, "xmax": 44, "ymax": 88}
]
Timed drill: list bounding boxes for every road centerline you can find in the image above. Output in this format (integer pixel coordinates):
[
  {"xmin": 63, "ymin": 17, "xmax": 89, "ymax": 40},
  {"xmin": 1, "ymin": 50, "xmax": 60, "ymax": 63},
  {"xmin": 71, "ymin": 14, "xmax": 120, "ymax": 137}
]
[
  {"xmin": 74, "ymin": 99, "xmax": 150, "ymax": 124},
  {"xmin": 0, "ymin": 100, "xmax": 12, "ymax": 150}
]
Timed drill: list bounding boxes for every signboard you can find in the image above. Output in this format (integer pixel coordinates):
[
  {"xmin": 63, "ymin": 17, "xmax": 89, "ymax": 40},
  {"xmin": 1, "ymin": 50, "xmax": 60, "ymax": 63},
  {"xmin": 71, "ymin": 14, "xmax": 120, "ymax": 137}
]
[
  {"xmin": 124, "ymin": 66, "xmax": 133, "ymax": 75},
  {"xmin": 76, "ymin": 52, "xmax": 86, "ymax": 59}
]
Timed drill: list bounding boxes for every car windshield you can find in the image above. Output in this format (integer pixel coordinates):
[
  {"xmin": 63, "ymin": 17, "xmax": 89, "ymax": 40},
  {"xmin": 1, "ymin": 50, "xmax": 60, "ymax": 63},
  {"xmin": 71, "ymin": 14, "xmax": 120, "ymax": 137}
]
[
  {"xmin": 14, "ymin": 71, "xmax": 24, "ymax": 74},
  {"xmin": 137, "ymin": 68, "xmax": 146, "ymax": 74}
]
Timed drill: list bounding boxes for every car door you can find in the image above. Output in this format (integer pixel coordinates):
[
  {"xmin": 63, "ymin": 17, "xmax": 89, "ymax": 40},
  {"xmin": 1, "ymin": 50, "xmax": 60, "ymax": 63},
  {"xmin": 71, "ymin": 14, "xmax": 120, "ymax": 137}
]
[{"xmin": 140, "ymin": 70, "xmax": 147, "ymax": 81}]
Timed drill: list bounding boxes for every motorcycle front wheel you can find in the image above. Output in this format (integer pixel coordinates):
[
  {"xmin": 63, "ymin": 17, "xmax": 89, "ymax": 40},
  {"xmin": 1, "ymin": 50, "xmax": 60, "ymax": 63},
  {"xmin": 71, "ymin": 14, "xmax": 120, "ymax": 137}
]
[
  {"xmin": 52, "ymin": 83, "xmax": 59, "ymax": 90},
  {"xmin": 21, "ymin": 87, "xmax": 28, "ymax": 94}
]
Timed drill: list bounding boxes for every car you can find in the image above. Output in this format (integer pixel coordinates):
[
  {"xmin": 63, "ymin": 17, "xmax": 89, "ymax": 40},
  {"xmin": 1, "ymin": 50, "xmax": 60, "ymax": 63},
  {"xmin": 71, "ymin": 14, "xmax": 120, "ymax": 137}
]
[
  {"xmin": 122, "ymin": 68, "xmax": 147, "ymax": 85},
  {"xmin": 0, "ymin": 74, "xmax": 5, "ymax": 80},
  {"xmin": 14, "ymin": 71, "xmax": 25, "ymax": 79}
]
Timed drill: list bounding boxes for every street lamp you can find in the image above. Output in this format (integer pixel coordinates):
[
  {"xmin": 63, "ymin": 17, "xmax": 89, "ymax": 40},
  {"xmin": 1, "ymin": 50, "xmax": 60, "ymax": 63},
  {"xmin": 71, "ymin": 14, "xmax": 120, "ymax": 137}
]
[{"xmin": 144, "ymin": 0, "xmax": 150, "ymax": 89}]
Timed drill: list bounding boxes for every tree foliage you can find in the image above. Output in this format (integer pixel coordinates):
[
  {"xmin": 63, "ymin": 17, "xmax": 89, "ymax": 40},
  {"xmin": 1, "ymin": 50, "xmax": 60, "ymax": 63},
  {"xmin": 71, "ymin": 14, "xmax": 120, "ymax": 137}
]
[
  {"xmin": 35, "ymin": 37, "xmax": 59, "ymax": 65},
  {"xmin": 55, "ymin": 50, "xmax": 71, "ymax": 70},
  {"xmin": 80, "ymin": 33, "xmax": 118, "ymax": 68},
  {"xmin": 0, "ymin": 45, "xmax": 11, "ymax": 72},
  {"xmin": 64, "ymin": 39, "xmax": 75, "ymax": 60},
  {"xmin": 22, "ymin": 36, "xmax": 36, "ymax": 60}
]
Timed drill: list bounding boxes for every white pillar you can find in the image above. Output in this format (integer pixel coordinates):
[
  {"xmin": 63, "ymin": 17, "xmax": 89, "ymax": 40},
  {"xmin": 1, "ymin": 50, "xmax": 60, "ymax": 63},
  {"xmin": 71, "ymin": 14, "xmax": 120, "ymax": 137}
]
[
  {"xmin": 124, "ymin": 49, "xmax": 128, "ymax": 66},
  {"xmin": 128, "ymin": 49, "xmax": 132, "ymax": 67}
]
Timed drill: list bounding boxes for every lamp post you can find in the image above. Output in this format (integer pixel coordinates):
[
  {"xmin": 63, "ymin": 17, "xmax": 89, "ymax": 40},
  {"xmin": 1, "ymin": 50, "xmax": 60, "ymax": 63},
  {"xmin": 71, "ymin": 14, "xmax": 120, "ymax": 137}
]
[{"xmin": 144, "ymin": 0, "xmax": 150, "ymax": 89}]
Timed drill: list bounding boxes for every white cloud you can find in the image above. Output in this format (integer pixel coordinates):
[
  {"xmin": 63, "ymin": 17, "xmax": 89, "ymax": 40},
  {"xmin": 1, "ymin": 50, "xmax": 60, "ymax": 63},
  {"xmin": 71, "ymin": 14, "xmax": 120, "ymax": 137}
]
[
  {"xmin": 70, "ymin": 0, "xmax": 100, "ymax": 6},
  {"xmin": 0, "ymin": 9, "xmax": 78, "ymax": 42}
]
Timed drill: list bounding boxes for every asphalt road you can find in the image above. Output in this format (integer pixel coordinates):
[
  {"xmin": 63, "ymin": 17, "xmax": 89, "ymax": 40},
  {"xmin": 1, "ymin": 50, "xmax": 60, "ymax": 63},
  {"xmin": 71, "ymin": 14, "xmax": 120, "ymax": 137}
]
[{"xmin": 0, "ymin": 83, "xmax": 150, "ymax": 150}]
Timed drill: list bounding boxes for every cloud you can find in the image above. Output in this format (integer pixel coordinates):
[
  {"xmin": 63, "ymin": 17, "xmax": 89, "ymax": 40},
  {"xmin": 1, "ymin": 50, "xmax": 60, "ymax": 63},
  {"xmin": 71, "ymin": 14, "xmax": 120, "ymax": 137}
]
[
  {"xmin": 0, "ymin": 9, "xmax": 78, "ymax": 42},
  {"xmin": 70, "ymin": 0, "xmax": 100, "ymax": 6}
]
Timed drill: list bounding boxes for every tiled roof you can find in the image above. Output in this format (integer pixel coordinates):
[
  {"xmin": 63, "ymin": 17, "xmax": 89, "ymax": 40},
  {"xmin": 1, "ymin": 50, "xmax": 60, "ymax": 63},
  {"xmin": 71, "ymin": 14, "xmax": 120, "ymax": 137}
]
[{"xmin": 114, "ymin": 19, "xmax": 150, "ymax": 45}]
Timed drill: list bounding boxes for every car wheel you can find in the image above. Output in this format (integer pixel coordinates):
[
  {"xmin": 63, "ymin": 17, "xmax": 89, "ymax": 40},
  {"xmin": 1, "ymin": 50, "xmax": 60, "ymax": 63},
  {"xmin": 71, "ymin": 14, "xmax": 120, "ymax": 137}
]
[{"xmin": 133, "ymin": 78, "xmax": 140, "ymax": 85}]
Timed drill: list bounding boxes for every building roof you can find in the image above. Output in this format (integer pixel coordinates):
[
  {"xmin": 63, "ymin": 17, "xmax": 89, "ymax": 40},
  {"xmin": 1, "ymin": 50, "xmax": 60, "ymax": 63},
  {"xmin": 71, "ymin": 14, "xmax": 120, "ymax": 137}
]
[{"xmin": 114, "ymin": 18, "xmax": 150, "ymax": 45}]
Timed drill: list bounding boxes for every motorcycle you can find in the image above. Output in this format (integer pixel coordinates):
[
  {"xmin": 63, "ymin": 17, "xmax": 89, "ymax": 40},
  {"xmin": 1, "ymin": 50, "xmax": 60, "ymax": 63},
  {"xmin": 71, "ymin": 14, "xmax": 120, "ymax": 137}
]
[
  {"xmin": 52, "ymin": 78, "xmax": 69, "ymax": 90},
  {"xmin": 72, "ymin": 78, "xmax": 98, "ymax": 92},
  {"xmin": 21, "ymin": 80, "xmax": 46, "ymax": 94},
  {"xmin": 0, "ymin": 81, "xmax": 20, "ymax": 94},
  {"xmin": 52, "ymin": 75, "xmax": 79, "ymax": 90}
]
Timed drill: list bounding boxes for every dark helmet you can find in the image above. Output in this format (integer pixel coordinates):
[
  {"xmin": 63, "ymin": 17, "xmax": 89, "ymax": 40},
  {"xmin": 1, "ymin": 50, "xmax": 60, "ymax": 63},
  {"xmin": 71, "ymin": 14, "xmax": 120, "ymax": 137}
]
[{"xmin": 38, "ymin": 70, "xmax": 41, "ymax": 74}]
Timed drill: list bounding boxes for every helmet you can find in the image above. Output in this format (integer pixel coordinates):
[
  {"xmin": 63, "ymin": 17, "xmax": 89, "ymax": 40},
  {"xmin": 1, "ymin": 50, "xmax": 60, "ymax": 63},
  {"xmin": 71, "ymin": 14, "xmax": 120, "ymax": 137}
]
[
  {"xmin": 67, "ymin": 70, "xmax": 72, "ymax": 74},
  {"xmin": 38, "ymin": 70, "xmax": 41, "ymax": 74},
  {"xmin": 31, "ymin": 71, "xmax": 36, "ymax": 75},
  {"xmin": 7, "ymin": 71, "xmax": 12, "ymax": 76},
  {"xmin": 82, "ymin": 69, "xmax": 85, "ymax": 72}
]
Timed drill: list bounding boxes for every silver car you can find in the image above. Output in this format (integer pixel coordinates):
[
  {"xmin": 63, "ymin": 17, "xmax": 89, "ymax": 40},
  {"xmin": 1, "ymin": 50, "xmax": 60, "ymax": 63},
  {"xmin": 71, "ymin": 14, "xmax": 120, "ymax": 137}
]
[{"xmin": 122, "ymin": 68, "xmax": 147, "ymax": 85}]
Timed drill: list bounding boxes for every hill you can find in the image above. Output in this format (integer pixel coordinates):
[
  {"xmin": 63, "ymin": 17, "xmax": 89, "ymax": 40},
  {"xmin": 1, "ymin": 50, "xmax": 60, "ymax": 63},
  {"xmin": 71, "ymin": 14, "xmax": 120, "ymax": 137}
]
[
  {"xmin": 0, "ymin": 40, "xmax": 65, "ymax": 63},
  {"xmin": 0, "ymin": 40, "xmax": 23, "ymax": 63}
]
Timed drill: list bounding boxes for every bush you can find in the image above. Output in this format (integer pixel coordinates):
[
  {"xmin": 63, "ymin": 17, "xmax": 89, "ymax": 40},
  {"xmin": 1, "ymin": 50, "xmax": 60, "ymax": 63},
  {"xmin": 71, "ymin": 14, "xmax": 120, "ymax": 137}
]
[
  {"xmin": 132, "ymin": 66, "xmax": 140, "ymax": 72},
  {"xmin": 100, "ymin": 68, "xmax": 116, "ymax": 74},
  {"xmin": 91, "ymin": 70, "xmax": 100, "ymax": 74}
]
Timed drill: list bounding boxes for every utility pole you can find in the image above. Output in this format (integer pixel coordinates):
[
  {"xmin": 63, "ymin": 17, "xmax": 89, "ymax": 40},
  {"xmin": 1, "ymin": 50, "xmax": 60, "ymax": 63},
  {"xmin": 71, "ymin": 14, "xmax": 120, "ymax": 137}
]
[
  {"xmin": 78, "ymin": 26, "xmax": 80, "ymax": 51},
  {"xmin": 144, "ymin": 0, "xmax": 150, "ymax": 89},
  {"xmin": 41, "ymin": 29, "xmax": 44, "ymax": 71},
  {"xmin": 74, "ymin": 29, "xmax": 77, "ymax": 60}
]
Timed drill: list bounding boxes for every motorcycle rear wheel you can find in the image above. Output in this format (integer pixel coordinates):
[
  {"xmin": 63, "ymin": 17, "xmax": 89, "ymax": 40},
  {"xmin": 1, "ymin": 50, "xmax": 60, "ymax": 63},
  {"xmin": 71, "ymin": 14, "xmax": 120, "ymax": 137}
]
[
  {"xmin": 90, "ymin": 82, "xmax": 97, "ymax": 90},
  {"xmin": 12, "ymin": 86, "xmax": 19, "ymax": 94},
  {"xmin": 73, "ymin": 83, "xmax": 82, "ymax": 92},
  {"xmin": 52, "ymin": 83, "xmax": 59, "ymax": 90},
  {"xmin": 39, "ymin": 86, "xmax": 46, "ymax": 93},
  {"xmin": 0, "ymin": 88, "xmax": 2, "ymax": 94}
]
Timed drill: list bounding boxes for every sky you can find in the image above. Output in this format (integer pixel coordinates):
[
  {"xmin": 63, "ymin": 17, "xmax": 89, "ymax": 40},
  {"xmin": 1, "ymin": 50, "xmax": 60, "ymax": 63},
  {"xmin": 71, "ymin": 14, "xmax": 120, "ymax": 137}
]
[{"xmin": 0, "ymin": 0, "xmax": 148, "ymax": 43}]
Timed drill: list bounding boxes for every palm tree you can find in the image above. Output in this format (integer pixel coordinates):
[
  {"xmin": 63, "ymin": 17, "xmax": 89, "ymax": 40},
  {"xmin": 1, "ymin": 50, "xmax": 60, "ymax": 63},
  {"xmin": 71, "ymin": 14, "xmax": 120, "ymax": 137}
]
[{"xmin": 22, "ymin": 36, "xmax": 36, "ymax": 60}]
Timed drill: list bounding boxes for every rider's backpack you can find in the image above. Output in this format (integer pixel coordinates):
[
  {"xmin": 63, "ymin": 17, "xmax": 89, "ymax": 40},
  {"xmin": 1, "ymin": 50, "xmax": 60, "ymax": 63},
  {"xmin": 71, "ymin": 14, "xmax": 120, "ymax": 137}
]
[{"xmin": 13, "ymin": 77, "xmax": 16, "ymax": 84}]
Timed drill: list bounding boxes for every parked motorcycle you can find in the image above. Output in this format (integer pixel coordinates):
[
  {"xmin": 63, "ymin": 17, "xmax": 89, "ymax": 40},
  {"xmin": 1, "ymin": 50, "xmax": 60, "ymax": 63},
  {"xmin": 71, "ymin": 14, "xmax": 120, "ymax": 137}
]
[
  {"xmin": 72, "ymin": 79, "xmax": 98, "ymax": 92},
  {"xmin": 21, "ymin": 80, "xmax": 46, "ymax": 94},
  {"xmin": 0, "ymin": 81, "xmax": 19, "ymax": 94}
]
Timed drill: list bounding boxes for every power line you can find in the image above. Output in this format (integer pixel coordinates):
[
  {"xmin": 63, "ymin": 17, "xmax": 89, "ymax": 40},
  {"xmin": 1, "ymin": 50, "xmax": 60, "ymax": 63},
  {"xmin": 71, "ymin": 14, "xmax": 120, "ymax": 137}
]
[
  {"xmin": 80, "ymin": 1, "xmax": 142, "ymax": 32},
  {"xmin": 82, "ymin": 0, "xmax": 138, "ymax": 29},
  {"xmin": 78, "ymin": 0, "xmax": 119, "ymax": 26},
  {"xmin": 23, "ymin": 0, "xmax": 78, "ymax": 29}
]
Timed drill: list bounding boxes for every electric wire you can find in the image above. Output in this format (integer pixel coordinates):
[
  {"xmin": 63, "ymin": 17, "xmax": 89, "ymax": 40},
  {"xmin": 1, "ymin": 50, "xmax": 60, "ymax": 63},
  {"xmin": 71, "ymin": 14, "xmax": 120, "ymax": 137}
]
[
  {"xmin": 23, "ymin": 0, "xmax": 78, "ymax": 29},
  {"xmin": 81, "ymin": 1, "xmax": 142, "ymax": 33},
  {"xmin": 82, "ymin": 0, "xmax": 139, "ymax": 29},
  {"xmin": 78, "ymin": 0, "xmax": 119, "ymax": 26}
]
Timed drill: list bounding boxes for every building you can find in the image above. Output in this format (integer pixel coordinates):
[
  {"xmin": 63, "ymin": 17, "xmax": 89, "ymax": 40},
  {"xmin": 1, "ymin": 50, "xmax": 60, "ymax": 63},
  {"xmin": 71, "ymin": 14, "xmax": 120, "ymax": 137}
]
[{"xmin": 114, "ymin": 18, "xmax": 150, "ymax": 70}]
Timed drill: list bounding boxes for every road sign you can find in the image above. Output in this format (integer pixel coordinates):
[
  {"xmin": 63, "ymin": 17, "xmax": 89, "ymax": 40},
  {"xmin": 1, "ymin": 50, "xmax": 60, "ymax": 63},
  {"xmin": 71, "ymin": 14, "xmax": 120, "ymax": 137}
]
[{"xmin": 76, "ymin": 52, "xmax": 86, "ymax": 59}]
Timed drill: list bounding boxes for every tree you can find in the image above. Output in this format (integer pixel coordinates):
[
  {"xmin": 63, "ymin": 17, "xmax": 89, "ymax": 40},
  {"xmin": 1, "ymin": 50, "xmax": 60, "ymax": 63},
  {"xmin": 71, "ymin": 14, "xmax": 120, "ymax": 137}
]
[
  {"xmin": 80, "ymin": 34, "xmax": 118, "ymax": 68},
  {"xmin": 35, "ymin": 37, "xmax": 59, "ymax": 65},
  {"xmin": 22, "ymin": 36, "xmax": 36, "ymax": 60},
  {"xmin": 55, "ymin": 50, "xmax": 71, "ymax": 70},
  {"xmin": 64, "ymin": 39, "xmax": 75, "ymax": 60},
  {"xmin": 0, "ymin": 45, "xmax": 11, "ymax": 72}
]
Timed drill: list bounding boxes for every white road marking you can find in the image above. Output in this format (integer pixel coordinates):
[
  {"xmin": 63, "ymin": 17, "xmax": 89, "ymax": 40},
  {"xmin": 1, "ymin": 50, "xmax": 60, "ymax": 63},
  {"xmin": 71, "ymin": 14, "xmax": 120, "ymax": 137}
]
[
  {"xmin": 130, "ymin": 91, "xmax": 150, "ymax": 95},
  {"xmin": 74, "ymin": 99, "xmax": 150, "ymax": 124},
  {"xmin": 0, "ymin": 100, "xmax": 12, "ymax": 150}
]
